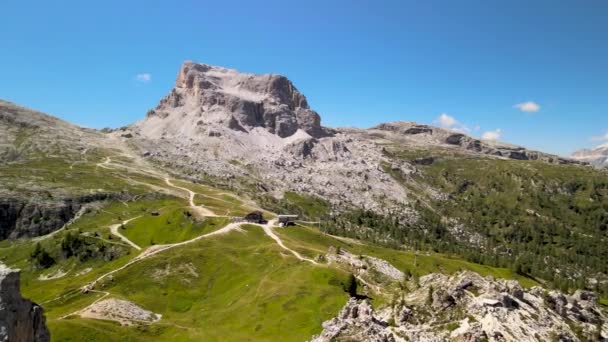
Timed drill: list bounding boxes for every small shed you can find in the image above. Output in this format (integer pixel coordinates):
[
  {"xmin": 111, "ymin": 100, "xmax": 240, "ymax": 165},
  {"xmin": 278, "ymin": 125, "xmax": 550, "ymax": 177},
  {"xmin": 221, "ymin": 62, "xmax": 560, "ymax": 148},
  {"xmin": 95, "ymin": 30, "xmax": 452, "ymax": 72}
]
[
  {"xmin": 278, "ymin": 215, "xmax": 298, "ymax": 227},
  {"xmin": 244, "ymin": 211, "xmax": 266, "ymax": 224}
]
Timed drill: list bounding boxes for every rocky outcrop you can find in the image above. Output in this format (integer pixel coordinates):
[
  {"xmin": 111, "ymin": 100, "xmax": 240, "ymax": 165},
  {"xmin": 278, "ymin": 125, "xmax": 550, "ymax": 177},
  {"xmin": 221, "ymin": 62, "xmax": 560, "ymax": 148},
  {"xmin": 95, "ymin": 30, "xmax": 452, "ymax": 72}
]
[
  {"xmin": 142, "ymin": 61, "xmax": 331, "ymax": 139},
  {"xmin": 314, "ymin": 270, "xmax": 607, "ymax": 342},
  {"xmin": 326, "ymin": 247, "xmax": 404, "ymax": 282},
  {"xmin": 0, "ymin": 193, "xmax": 117, "ymax": 240},
  {"xmin": 0, "ymin": 264, "xmax": 50, "ymax": 342},
  {"xmin": 445, "ymin": 133, "xmax": 583, "ymax": 165},
  {"xmin": 283, "ymin": 137, "xmax": 318, "ymax": 159},
  {"xmin": 572, "ymin": 144, "xmax": 608, "ymax": 167},
  {"xmin": 311, "ymin": 299, "xmax": 395, "ymax": 342}
]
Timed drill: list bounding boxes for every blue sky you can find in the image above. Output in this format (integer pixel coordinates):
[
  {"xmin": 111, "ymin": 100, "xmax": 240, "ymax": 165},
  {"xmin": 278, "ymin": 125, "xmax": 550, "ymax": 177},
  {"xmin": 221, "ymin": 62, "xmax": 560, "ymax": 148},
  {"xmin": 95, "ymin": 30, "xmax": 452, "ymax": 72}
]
[{"xmin": 1, "ymin": 0, "xmax": 607, "ymax": 156}]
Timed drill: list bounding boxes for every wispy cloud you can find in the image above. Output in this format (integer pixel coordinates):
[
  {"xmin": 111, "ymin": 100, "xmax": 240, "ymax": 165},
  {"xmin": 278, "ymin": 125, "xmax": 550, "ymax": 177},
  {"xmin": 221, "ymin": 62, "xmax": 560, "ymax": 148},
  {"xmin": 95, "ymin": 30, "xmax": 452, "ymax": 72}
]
[
  {"xmin": 481, "ymin": 129, "xmax": 502, "ymax": 141},
  {"xmin": 513, "ymin": 101, "xmax": 540, "ymax": 113},
  {"xmin": 434, "ymin": 113, "xmax": 470, "ymax": 133},
  {"xmin": 591, "ymin": 131, "xmax": 608, "ymax": 142},
  {"xmin": 135, "ymin": 73, "xmax": 152, "ymax": 83}
]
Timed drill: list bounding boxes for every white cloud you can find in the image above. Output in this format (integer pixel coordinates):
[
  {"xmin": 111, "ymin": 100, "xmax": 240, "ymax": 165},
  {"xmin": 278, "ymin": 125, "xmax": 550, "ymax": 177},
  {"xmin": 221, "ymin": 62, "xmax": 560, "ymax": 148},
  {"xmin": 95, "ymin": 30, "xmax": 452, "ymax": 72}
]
[
  {"xmin": 513, "ymin": 101, "xmax": 540, "ymax": 113},
  {"xmin": 436, "ymin": 113, "xmax": 457, "ymax": 127},
  {"xmin": 434, "ymin": 113, "xmax": 470, "ymax": 133},
  {"xmin": 481, "ymin": 129, "xmax": 502, "ymax": 141},
  {"xmin": 591, "ymin": 131, "xmax": 608, "ymax": 142},
  {"xmin": 135, "ymin": 73, "xmax": 152, "ymax": 83}
]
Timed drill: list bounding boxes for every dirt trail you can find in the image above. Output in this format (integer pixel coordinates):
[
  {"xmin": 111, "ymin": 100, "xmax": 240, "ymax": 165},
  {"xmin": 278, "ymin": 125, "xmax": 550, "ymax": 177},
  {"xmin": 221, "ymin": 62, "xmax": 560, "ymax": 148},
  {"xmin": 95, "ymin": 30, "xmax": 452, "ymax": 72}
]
[
  {"xmin": 65, "ymin": 217, "xmax": 324, "ymax": 324},
  {"xmin": 164, "ymin": 178, "xmax": 219, "ymax": 217},
  {"xmin": 95, "ymin": 155, "xmax": 167, "ymax": 180},
  {"xmin": 109, "ymin": 216, "xmax": 143, "ymax": 250},
  {"xmin": 92, "ymin": 157, "xmax": 235, "ymax": 219},
  {"xmin": 82, "ymin": 221, "xmax": 244, "ymax": 292},
  {"xmin": 82, "ymin": 218, "xmax": 317, "ymax": 294},
  {"xmin": 96, "ymin": 156, "xmax": 112, "ymax": 169},
  {"xmin": 253, "ymin": 220, "xmax": 318, "ymax": 265}
]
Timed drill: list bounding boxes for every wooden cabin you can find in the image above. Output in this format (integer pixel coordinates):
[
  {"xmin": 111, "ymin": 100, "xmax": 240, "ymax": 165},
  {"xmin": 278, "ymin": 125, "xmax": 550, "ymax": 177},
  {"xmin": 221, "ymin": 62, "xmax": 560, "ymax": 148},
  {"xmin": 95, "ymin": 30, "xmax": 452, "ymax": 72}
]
[
  {"xmin": 278, "ymin": 214, "xmax": 298, "ymax": 226},
  {"xmin": 244, "ymin": 211, "xmax": 266, "ymax": 224}
]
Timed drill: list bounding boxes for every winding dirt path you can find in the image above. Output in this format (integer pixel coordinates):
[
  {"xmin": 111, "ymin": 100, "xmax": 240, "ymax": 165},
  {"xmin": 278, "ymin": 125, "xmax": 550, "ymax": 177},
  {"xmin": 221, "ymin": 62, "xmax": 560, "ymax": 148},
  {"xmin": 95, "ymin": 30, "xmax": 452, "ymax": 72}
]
[
  {"xmin": 59, "ymin": 290, "xmax": 110, "ymax": 320},
  {"xmin": 109, "ymin": 216, "xmax": 143, "ymax": 251},
  {"xmin": 96, "ymin": 156, "xmax": 113, "ymax": 169},
  {"xmin": 253, "ymin": 220, "xmax": 318, "ymax": 265},
  {"xmin": 164, "ymin": 178, "xmax": 218, "ymax": 217},
  {"xmin": 81, "ymin": 221, "xmax": 244, "ymax": 292}
]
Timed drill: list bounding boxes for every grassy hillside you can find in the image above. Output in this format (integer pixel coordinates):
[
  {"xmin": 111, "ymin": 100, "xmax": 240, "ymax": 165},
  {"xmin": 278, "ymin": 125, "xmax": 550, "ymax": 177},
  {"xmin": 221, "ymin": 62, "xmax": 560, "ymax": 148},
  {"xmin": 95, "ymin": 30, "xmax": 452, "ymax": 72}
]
[
  {"xmin": 0, "ymin": 177, "xmax": 555, "ymax": 341},
  {"xmin": 16, "ymin": 225, "xmax": 350, "ymax": 341},
  {"xmin": 275, "ymin": 225, "xmax": 539, "ymax": 289}
]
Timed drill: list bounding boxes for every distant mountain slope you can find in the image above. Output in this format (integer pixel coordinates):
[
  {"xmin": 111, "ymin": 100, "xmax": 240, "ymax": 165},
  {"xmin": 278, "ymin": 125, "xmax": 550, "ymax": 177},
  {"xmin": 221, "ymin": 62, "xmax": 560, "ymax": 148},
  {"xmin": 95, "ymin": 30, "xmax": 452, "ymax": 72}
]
[
  {"xmin": 369, "ymin": 121, "xmax": 582, "ymax": 165},
  {"xmin": 0, "ymin": 100, "xmax": 99, "ymax": 163},
  {"xmin": 572, "ymin": 143, "xmax": 608, "ymax": 167},
  {"xmin": 0, "ymin": 100, "xmax": 153, "ymax": 239}
]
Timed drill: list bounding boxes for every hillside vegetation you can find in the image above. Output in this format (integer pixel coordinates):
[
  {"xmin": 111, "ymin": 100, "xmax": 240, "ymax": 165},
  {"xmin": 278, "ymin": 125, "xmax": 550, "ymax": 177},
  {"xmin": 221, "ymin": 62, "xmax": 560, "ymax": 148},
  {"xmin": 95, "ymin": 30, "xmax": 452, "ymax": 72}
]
[{"xmin": 323, "ymin": 147, "xmax": 608, "ymax": 297}]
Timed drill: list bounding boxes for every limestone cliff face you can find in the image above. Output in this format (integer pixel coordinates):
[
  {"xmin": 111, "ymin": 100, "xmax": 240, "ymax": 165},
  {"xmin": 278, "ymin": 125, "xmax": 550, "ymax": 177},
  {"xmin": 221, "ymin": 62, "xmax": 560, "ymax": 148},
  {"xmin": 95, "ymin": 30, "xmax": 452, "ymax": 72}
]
[
  {"xmin": 0, "ymin": 193, "xmax": 116, "ymax": 240},
  {"xmin": 0, "ymin": 264, "xmax": 50, "ymax": 342},
  {"xmin": 142, "ymin": 61, "xmax": 329, "ymax": 138}
]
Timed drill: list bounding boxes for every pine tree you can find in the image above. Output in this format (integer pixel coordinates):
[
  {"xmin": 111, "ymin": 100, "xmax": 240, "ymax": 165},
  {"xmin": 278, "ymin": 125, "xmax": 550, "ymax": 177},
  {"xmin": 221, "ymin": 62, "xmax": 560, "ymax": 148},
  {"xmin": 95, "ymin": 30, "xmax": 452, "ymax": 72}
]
[{"xmin": 343, "ymin": 273, "xmax": 358, "ymax": 297}]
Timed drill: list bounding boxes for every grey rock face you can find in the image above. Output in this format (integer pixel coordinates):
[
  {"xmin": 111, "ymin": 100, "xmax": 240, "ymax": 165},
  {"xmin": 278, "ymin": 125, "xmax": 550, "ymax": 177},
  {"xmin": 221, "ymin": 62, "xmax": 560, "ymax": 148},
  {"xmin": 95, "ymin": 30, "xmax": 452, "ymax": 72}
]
[
  {"xmin": 0, "ymin": 264, "xmax": 50, "ymax": 342},
  {"xmin": 0, "ymin": 193, "xmax": 117, "ymax": 240},
  {"xmin": 142, "ymin": 61, "xmax": 330, "ymax": 139},
  {"xmin": 311, "ymin": 299, "xmax": 395, "ymax": 342}
]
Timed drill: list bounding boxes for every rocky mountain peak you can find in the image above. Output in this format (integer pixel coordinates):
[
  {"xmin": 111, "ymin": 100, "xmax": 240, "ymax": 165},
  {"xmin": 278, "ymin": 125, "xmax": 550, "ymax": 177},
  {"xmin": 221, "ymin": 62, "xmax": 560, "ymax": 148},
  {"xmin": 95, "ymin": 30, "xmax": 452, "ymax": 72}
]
[
  {"xmin": 175, "ymin": 62, "xmax": 309, "ymax": 109},
  {"xmin": 141, "ymin": 61, "xmax": 328, "ymax": 138}
]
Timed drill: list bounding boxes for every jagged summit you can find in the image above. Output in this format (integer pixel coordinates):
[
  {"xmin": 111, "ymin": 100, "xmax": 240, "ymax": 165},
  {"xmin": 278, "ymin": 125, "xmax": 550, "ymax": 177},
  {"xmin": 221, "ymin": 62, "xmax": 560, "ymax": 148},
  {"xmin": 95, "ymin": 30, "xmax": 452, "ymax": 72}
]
[{"xmin": 140, "ymin": 61, "xmax": 329, "ymax": 139}]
